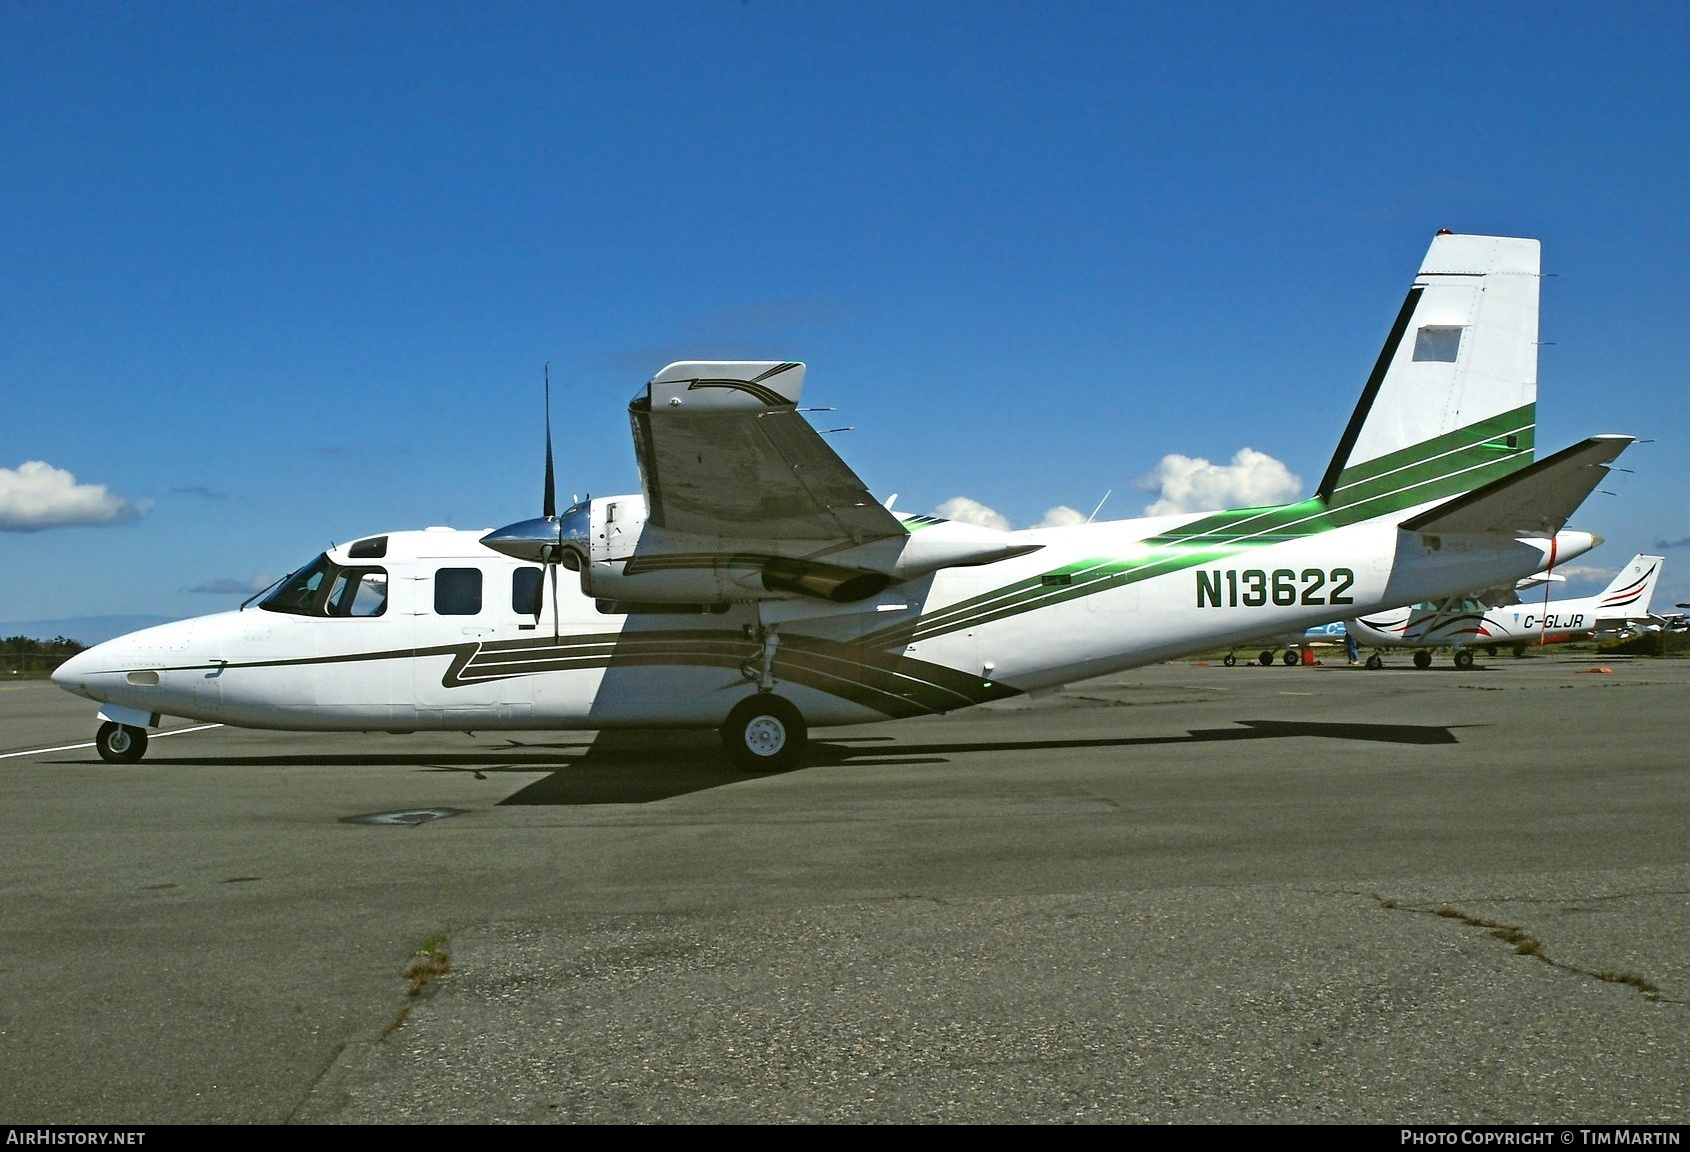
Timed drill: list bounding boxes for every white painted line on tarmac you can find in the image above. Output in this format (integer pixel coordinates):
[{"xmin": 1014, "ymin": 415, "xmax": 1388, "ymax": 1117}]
[{"xmin": 0, "ymin": 723, "xmax": 225, "ymax": 759}]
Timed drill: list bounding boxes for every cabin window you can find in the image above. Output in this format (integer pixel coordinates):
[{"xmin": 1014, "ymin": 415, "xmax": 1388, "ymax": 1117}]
[
  {"xmin": 435, "ymin": 568, "xmax": 483, "ymax": 615},
  {"xmin": 348, "ymin": 536, "xmax": 388, "ymax": 559},
  {"xmin": 512, "ymin": 567, "xmax": 543, "ymax": 614},
  {"xmin": 1412, "ymin": 325, "xmax": 1464, "ymax": 363}
]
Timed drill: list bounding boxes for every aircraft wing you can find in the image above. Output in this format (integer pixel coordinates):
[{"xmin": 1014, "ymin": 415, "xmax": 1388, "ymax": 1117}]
[
  {"xmin": 1400, "ymin": 435, "xmax": 1633, "ymax": 537},
  {"xmin": 628, "ymin": 361, "xmax": 906, "ymax": 544}
]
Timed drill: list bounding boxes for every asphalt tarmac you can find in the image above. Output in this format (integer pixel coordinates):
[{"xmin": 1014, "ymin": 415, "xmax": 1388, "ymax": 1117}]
[{"xmin": 1, "ymin": 653, "xmax": 1685, "ymax": 1124}]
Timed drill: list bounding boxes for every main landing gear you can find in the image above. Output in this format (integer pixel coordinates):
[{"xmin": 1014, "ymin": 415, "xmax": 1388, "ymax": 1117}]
[
  {"xmin": 722, "ymin": 622, "xmax": 808, "ymax": 771},
  {"xmin": 720, "ymin": 694, "xmax": 807, "ymax": 772},
  {"xmin": 95, "ymin": 721, "xmax": 148, "ymax": 764}
]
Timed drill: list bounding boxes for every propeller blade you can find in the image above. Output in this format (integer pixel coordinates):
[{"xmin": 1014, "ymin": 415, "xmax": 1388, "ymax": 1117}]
[
  {"xmin": 550, "ymin": 559, "xmax": 560, "ymax": 639},
  {"xmin": 542, "ymin": 363, "xmax": 556, "ymax": 519}
]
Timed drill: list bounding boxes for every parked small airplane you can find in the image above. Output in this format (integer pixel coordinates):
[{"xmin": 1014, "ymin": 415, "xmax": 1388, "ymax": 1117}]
[
  {"xmin": 54, "ymin": 233, "xmax": 1631, "ymax": 769},
  {"xmin": 1346, "ymin": 553, "xmax": 1664, "ymax": 668},
  {"xmin": 1223, "ymin": 621, "xmax": 1352, "ymax": 667}
]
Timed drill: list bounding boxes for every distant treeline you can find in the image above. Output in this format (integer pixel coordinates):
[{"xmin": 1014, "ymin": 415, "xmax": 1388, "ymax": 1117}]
[{"xmin": 2, "ymin": 635, "xmax": 87, "ymax": 677}]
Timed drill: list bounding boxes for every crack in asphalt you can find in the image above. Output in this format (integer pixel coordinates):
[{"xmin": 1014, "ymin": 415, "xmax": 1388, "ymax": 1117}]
[{"xmin": 1370, "ymin": 893, "xmax": 1683, "ymax": 1004}]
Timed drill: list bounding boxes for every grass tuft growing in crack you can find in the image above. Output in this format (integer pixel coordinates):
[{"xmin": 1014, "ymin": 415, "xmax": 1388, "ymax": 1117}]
[
  {"xmin": 1488, "ymin": 926, "xmax": 1545, "ymax": 956},
  {"xmin": 405, "ymin": 936, "xmax": 450, "ymax": 997},
  {"xmin": 1597, "ymin": 970, "xmax": 1660, "ymax": 999}
]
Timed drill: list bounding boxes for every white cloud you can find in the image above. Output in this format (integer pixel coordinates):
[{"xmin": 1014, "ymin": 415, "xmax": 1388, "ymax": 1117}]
[
  {"xmin": 0, "ymin": 461, "xmax": 148, "ymax": 532},
  {"xmin": 1035, "ymin": 505, "xmax": 1087, "ymax": 528},
  {"xmin": 1133, "ymin": 448, "xmax": 1302, "ymax": 516},
  {"xmin": 934, "ymin": 497, "xmax": 1013, "ymax": 532},
  {"xmin": 933, "ymin": 499, "xmax": 1097, "ymax": 531}
]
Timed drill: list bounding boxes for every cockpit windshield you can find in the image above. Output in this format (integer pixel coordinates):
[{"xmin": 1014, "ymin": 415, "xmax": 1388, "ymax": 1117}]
[{"xmin": 260, "ymin": 554, "xmax": 389, "ymax": 617}]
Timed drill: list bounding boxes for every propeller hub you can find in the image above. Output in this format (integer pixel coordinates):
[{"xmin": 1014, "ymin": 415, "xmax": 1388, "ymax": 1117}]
[{"xmin": 481, "ymin": 502, "xmax": 590, "ymax": 565}]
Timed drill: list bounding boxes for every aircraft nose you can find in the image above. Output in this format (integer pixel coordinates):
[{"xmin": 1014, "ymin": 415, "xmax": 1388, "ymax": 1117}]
[{"xmin": 51, "ymin": 646, "xmax": 100, "ymax": 699}]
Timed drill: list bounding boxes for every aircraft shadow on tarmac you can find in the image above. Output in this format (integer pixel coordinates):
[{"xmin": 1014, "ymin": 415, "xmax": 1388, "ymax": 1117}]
[
  {"xmin": 492, "ymin": 718, "xmax": 1461, "ymax": 806},
  {"xmin": 133, "ymin": 719, "xmax": 1460, "ymax": 806}
]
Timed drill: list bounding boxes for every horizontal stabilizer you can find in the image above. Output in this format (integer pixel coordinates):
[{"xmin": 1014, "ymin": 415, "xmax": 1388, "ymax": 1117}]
[{"xmin": 1400, "ymin": 436, "xmax": 1632, "ymax": 536}]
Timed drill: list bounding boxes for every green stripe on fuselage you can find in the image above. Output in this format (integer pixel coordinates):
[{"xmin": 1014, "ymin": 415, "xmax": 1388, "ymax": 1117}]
[{"xmin": 870, "ymin": 407, "xmax": 1538, "ymax": 646}]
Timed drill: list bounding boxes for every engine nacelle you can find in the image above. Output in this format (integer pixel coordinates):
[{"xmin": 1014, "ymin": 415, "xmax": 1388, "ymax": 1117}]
[
  {"xmin": 571, "ymin": 495, "xmax": 892, "ymax": 604},
  {"xmin": 487, "ymin": 494, "xmax": 1041, "ymax": 607}
]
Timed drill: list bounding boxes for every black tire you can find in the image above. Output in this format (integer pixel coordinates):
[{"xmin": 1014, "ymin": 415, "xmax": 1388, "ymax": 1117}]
[
  {"xmin": 1484, "ymin": 645, "xmax": 1498, "ymax": 657},
  {"xmin": 1513, "ymin": 644, "xmax": 1527, "ymax": 658},
  {"xmin": 1222, "ymin": 653, "xmax": 1236, "ymax": 667},
  {"xmin": 720, "ymin": 694, "xmax": 807, "ymax": 773},
  {"xmin": 95, "ymin": 721, "xmax": 148, "ymax": 764},
  {"xmin": 1365, "ymin": 654, "xmax": 1384, "ymax": 670},
  {"xmin": 1258, "ymin": 651, "xmax": 1273, "ymax": 667},
  {"xmin": 1282, "ymin": 650, "xmax": 1300, "ymax": 666},
  {"xmin": 1453, "ymin": 648, "xmax": 1475, "ymax": 670},
  {"xmin": 1412, "ymin": 650, "xmax": 1433, "ymax": 670}
]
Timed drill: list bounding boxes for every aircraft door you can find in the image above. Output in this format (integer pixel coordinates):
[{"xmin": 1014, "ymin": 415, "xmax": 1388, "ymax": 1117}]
[
  {"xmin": 411, "ymin": 564, "xmax": 535, "ymax": 727},
  {"xmin": 313, "ymin": 566, "xmax": 409, "ymax": 723}
]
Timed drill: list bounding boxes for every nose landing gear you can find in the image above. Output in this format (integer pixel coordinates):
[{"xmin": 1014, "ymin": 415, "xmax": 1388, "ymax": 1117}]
[{"xmin": 95, "ymin": 721, "xmax": 148, "ymax": 764}]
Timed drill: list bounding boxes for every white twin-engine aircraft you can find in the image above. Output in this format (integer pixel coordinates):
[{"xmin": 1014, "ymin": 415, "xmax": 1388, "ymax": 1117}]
[
  {"xmin": 1347, "ymin": 553, "xmax": 1665, "ymax": 668},
  {"xmin": 55, "ymin": 233, "xmax": 1631, "ymax": 769}
]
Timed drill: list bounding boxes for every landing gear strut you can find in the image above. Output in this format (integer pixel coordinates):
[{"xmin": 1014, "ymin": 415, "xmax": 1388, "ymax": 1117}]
[{"xmin": 95, "ymin": 721, "xmax": 148, "ymax": 764}]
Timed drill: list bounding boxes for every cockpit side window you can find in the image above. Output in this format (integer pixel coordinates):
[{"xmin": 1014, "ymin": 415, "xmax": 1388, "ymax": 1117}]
[
  {"xmin": 325, "ymin": 568, "xmax": 388, "ymax": 617},
  {"xmin": 260, "ymin": 554, "xmax": 388, "ymax": 618}
]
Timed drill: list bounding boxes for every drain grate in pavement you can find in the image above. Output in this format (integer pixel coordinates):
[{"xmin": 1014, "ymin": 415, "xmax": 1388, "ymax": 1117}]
[{"xmin": 341, "ymin": 807, "xmax": 468, "ymax": 826}]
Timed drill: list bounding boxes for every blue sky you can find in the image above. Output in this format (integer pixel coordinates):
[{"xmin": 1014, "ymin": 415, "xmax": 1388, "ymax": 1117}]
[{"xmin": 3, "ymin": 2, "xmax": 1687, "ymax": 632}]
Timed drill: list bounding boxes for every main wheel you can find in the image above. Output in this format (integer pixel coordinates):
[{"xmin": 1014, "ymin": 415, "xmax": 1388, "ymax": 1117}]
[
  {"xmin": 1282, "ymin": 650, "xmax": 1300, "ymax": 666},
  {"xmin": 1258, "ymin": 651, "xmax": 1273, "ymax": 666},
  {"xmin": 1222, "ymin": 653, "xmax": 1236, "ymax": 667},
  {"xmin": 1452, "ymin": 648, "xmax": 1475, "ymax": 670},
  {"xmin": 1412, "ymin": 650, "xmax": 1433, "ymax": 670},
  {"xmin": 720, "ymin": 694, "xmax": 807, "ymax": 773},
  {"xmin": 1365, "ymin": 654, "xmax": 1384, "ymax": 670},
  {"xmin": 95, "ymin": 721, "xmax": 148, "ymax": 764}
]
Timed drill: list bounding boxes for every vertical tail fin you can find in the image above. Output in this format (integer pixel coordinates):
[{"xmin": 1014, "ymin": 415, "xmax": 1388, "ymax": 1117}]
[
  {"xmin": 1596, "ymin": 554, "xmax": 1664, "ymax": 617},
  {"xmin": 1319, "ymin": 233, "xmax": 1540, "ymax": 518}
]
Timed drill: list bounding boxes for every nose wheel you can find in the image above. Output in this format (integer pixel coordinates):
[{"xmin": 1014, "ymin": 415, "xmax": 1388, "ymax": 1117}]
[{"xmin": 95, "ymin": 721, "xmax": 149, "ymax": 764}]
